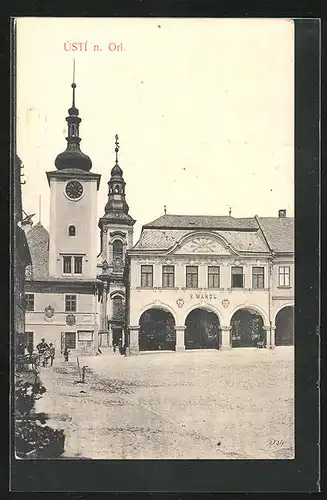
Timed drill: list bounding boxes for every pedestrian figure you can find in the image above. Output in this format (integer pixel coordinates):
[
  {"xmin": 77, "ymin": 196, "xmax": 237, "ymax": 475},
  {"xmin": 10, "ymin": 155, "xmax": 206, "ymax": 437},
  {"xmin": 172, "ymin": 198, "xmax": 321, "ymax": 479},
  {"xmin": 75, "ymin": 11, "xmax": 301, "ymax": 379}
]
[
  {"xmin": 36, "ymin": 338, "xmax": 49, "ymax": 367},
  {"xmin": 63, "ymin": 346, "xmax": 70, "ymax": 362},
  {"xmin": 113, "ymin": 344, "xmax": 116, "ymax": 353},
  {"xmin": 49, "ymin": 343, "xmax": 55, "ymax": 366},
  {"xmin": 44, "ymin": 346, "xmax": 51, "ymax": 367}
]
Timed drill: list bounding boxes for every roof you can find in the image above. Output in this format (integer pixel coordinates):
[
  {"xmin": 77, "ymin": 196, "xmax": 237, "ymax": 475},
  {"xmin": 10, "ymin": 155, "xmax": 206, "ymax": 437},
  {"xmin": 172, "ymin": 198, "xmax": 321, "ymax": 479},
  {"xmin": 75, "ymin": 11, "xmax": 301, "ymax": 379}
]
[
  {"xmin": 143, "ymin": 214, "xmax": 258, "ymax": 230},
  {"xmin": 133, "ymin": 213, "xmax": 294, "ymax": 254},
  {"xmin": 132, "ymin": 228, "xmax": 269, "ymax": 253},
  {"xmin": 25, "ymin": 223, "xmax": 49, "ymax": 280},
  {"xmin": 256, "ymin": 217, "xmax": 294, "ymax": 253}
]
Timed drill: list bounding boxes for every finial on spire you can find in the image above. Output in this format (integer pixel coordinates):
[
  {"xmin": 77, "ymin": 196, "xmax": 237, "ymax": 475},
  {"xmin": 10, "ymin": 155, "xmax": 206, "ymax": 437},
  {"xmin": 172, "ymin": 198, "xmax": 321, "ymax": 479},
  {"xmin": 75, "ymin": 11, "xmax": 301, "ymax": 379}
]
[
  {"xmin": 164, "ymin": 205, "xmax": 167, "ymax": 215},
  {"xmin": 115, "ymin": 134, "xmax": 120, "ymax": 164},
  {"xmin": 71, "ymin": 58, "xmax": 76, "ymax": 107},
  {"xmin": 229, "ymin": 206, "xmax": 232, "ymax": 217}
]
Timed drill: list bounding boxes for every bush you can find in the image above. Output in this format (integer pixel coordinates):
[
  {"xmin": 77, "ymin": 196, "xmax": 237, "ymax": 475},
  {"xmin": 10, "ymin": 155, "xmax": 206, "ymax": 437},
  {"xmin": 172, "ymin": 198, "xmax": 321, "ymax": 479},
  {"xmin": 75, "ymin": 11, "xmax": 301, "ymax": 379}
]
[{"xmin": 15, "ymin": 376, "xmax": 65, "ymax": 458}]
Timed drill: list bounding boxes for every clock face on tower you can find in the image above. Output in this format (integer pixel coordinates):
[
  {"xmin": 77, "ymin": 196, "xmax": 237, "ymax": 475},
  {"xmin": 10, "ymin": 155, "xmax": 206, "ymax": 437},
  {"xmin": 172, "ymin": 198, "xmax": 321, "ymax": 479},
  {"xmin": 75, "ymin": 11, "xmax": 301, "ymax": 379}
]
[{"xmin": 65, "ymin": 180, "xmax": 84, "ymax": 200}]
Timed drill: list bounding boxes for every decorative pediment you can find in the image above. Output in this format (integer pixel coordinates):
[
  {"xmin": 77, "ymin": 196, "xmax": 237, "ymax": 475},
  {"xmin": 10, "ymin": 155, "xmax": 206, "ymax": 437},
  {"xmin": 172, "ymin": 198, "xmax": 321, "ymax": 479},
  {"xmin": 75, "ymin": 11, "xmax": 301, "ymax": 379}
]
[{"xmin": 172, "ymin": 234, "xmax": 235, "ymax": 256}]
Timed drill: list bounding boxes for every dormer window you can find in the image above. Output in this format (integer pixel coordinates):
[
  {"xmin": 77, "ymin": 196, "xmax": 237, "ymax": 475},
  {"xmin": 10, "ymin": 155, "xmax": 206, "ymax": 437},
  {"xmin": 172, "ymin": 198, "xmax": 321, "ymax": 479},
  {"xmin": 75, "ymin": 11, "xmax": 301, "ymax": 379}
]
[{"xmin": 69, "ymin": 225, "xmax": 76, "ymax": 236}]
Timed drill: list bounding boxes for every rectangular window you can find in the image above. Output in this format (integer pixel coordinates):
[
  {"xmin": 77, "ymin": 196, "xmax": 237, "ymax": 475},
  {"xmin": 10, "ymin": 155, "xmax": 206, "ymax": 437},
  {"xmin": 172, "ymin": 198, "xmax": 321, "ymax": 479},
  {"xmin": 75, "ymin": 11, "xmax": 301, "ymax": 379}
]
[
  {"xmin": 63, "ymin": 256, "xmax": 83, "ymax": 275},
  {"xmin": 25, "ymin": 293, "xmax": 34, "ymax": 311},
  {"xmin": 63, "ymin": 256, "xmax": 72, "ymax": 274},
  {"xmin": 141, "ymin": 265, "xmax": 153, "ymax": 288},
  {"xmin": 65, "ymin": 294, "xmax": 77, "ymax": 312},
  {"xmin": 186, "ymin": 266, "xmax": 198, "ymax": 288},
  {"xmin": 162, "ymin": 265, "xmax": 175, "ymax": 287},
  {"xmin": 65, "ymin": 332, "xmax": 76, "ymax": 349},
  {"xmin": 278, "ymin": 266, "xmax": 290, "ymax": 287},
  {"xmin": 208, "ymin": 266, "xmax": 220, "ymax": 288},
  {"xmin": 77, "ymin": 330, "xmax": 94, "ymax": 342},
  {"xmin": 231, "ymin": 266, "xmax": 244, "ymax": 288},
  {"xmin": 252, "ymin": 267, "xmax": 264, "ymax": 289},
  {"xmin": 74, "ymin": 256, "xmax": 83, "ymax": 274}
]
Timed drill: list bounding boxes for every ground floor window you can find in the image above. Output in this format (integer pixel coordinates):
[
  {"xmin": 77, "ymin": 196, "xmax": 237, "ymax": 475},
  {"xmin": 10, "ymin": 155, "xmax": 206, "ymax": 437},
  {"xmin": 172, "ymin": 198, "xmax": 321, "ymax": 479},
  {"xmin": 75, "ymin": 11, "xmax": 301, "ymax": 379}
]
[
  {"xmin": 77, "ymin": 330, "xmax": 94, "ymax": 341},
  {"xmin": 63, "ymin": 331, "xmax": 76, "ymax": 350}
]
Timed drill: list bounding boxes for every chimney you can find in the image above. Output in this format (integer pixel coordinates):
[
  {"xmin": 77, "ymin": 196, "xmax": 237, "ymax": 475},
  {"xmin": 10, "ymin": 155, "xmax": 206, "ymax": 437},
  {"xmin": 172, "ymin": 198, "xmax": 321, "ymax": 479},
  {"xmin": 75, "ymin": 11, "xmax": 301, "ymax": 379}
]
[{"xmin": 278, "ymin": 209, "xmax": 286, "ymax": 218}]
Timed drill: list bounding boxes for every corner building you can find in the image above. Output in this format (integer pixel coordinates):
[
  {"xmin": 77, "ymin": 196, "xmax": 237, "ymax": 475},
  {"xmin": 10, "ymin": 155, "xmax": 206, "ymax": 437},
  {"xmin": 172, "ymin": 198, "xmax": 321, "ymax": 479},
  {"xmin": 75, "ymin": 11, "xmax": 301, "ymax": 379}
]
[{"xmin": 127, "ymin": 212, "xmax": 294, "ymax": 354}]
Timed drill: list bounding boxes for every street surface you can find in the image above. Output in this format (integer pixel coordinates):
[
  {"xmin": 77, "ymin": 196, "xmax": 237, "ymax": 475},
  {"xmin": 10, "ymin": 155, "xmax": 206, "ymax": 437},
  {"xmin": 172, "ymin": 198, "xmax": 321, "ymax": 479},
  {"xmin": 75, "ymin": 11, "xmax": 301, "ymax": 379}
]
[{"xmin": 36, "ymin": 347, "xmax": 294, "ymax": 459}]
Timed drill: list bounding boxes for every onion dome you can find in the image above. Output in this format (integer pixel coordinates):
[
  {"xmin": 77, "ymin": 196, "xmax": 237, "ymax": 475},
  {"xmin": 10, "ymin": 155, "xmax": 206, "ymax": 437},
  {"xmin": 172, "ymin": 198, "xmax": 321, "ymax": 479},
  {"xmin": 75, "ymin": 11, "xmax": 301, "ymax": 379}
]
[{"xmin": 55, "ymin": 81, "xmax": 92, "ymax": 171}]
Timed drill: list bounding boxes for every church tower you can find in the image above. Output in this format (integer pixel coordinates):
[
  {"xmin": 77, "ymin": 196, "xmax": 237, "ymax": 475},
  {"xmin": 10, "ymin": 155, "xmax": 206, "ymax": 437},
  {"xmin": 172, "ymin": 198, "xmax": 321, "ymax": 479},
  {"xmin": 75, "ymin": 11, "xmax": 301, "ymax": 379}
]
[
  {"xmin": 47, "ymin": 80, "xmax": 101, "ymax": 278},
  {"xmin": 38, "ymin": 75, "xmax": 102, "ymax": 356},
  {"xmin": 97, "ymin": 135, "xmax": 135, "ymax": 350}
]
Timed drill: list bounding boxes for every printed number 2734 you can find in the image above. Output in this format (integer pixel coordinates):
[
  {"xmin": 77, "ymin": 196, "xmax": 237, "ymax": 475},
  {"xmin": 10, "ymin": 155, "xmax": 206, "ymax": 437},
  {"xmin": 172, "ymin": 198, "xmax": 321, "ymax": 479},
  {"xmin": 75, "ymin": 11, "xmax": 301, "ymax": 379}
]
[{"xmin": 269, "ymin": 439, "xmax": 284, "ymax": 447}]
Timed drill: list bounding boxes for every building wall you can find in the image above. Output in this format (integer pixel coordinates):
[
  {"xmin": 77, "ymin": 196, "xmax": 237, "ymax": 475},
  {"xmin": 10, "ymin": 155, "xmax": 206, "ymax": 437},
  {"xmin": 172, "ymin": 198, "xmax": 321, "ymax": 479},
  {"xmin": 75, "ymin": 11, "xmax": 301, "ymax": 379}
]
[
  {"xmin": 129, "ymin": 255, "xmax": 272, "ymax": 327},
  {"xmin": 25, "ymin": 290, "xmax": 99, "ymax": 355},
  {"xmin": 14, "ymin": 263, "xmax": 26, "ymax": 345},
  {"xmin": 271, "ymin": 255, "xmax": 295, "ymax": 321},
  {"xmin": 49, "ymin": 177, "xmax": 98, "ymax": 278},
  {"xmin": 99, "ymin": 223, "xmax": 133, "ymax": 263}
]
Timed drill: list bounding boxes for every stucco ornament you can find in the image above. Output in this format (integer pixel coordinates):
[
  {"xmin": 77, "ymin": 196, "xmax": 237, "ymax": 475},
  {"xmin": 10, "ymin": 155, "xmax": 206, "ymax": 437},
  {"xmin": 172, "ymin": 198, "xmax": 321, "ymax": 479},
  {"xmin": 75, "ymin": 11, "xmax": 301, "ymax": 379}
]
[
  {"xmin": 221, "ymin": 298, "xmax": 230, "ymax": 308},
  {"xmin": 44, "ymin": 305, "xmax": 55, "ymax": 322},
  {"xmin": 66, "ymin": 314, "xmax": 76, "ymax": 326},
  {"xmin": 176, "ymin": 298, "xmax": 185, "ymax": 308}
]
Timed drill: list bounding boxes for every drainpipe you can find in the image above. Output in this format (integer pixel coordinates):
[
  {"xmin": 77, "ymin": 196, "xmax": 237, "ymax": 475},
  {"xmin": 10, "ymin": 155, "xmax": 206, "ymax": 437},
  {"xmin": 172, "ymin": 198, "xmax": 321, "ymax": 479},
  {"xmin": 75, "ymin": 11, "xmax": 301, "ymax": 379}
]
[
  {"xmin": 124, "ymin": 254, "xmax": 131, "ymax": 355},
  {"xmin": 268, "ymin": 253, "xmax": 275, "ymax": 348}
]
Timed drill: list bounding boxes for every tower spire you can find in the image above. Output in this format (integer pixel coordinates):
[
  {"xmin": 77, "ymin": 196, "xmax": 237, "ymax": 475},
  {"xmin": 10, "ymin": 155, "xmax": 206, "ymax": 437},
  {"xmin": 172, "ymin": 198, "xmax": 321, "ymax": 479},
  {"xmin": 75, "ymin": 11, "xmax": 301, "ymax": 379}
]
[
  {"xmin": 115, "ymin": 134, "xmax": 120, "ymax": 165},
  {"xmin": 72, "ymin": 58, "xmax": 76, "ymax": 107},
  {"xmin": 54, "ymin": 68, "xmax": 92, "ymax": 171},
  {"xmin": 102, "ymin": 134, "xmax": 130, "ymax": 216}
]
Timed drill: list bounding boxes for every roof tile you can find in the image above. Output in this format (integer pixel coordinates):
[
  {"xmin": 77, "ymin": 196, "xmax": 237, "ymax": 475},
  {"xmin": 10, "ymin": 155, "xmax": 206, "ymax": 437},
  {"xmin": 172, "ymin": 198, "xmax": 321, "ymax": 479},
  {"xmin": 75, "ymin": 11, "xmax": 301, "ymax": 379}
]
[
  {"xmin": 25, "ymin": 223, "xmax": 49, "ymax": 280},
  {"xmin": 256, "ymin": 217, "xmax": 294, "ymax": 253}
]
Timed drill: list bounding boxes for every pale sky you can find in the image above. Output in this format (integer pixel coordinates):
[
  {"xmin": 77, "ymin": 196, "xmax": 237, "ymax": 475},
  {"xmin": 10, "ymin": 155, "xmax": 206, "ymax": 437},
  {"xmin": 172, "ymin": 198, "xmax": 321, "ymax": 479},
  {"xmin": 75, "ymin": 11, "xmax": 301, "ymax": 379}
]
[{"xmin": 16, "ymin": 17, "xmax": 294, "ymax": 247}]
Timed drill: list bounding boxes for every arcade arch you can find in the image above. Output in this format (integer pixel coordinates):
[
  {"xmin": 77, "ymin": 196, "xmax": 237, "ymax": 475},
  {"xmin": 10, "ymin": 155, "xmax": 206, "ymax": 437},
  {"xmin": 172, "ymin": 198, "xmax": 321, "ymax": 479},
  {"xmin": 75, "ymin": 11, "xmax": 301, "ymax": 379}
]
[
  {"xmin": 184, "ymin": 307, "xmax": 220, "ymax": 349},
  {"xmin": 138, "ymin": 308, "xmax": 176, "ymax": 351},
  {"xmin": 275, "ymin": 306, "xmax": 294, "ymax": 346},
  {"xmin": 230, "ymin": 307, "xmax": 265, "ymax": 347}
]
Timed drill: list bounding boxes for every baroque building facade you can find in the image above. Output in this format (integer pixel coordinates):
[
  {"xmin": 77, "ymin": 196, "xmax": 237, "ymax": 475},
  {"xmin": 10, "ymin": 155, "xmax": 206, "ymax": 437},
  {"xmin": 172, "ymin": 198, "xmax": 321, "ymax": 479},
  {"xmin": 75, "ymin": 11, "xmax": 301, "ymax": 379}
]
[
  {"xmin": 127, "ymin": 212, "xmax": 294, "ymax": 354},
  {"xmin": 22, "ymin": 81, "xmax": 294, "ymax": 356}
]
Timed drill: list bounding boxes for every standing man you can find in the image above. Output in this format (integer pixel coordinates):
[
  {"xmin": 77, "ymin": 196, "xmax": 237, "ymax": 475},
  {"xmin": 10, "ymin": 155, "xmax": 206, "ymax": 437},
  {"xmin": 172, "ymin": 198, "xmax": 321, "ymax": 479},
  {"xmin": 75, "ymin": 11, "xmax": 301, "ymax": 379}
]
[
  {"xmin": 49, "ymin": 343, "xmax": 55, "ymax": 367},
  {"xmin": 63, "ymin": 346, "xmax": 70, "ymax": 362},
  {"xmin": 36, "ymin": 338, "xmax": 49, "ymax": 367}
]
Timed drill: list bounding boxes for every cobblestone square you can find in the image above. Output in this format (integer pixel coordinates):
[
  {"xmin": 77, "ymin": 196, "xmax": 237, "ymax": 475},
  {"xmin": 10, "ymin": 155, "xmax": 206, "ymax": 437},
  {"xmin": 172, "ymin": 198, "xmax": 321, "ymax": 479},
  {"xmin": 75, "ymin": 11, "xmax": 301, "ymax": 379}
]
[{"xmin": 36, "ymin": 346, "xmax": 294, "ymax": 460}]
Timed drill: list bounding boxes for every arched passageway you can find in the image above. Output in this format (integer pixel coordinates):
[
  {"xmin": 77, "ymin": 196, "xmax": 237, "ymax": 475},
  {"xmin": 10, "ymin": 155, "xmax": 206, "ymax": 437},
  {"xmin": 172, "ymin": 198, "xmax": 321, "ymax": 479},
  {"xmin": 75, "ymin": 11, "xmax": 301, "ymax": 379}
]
[
  {"xmin": 275, "ymin": 306, "xmax": 294, "ymax": 346},
  {"xmin": 185, "ymin": 308, "xmax": 220, "ymax": 349},
  {"xmin": 230, "ymin": 308, "xmax": 265, "ymax": 347},
  {"xmin": 139, "ymin": 308, "xmax": 176, "ymax": 351}
]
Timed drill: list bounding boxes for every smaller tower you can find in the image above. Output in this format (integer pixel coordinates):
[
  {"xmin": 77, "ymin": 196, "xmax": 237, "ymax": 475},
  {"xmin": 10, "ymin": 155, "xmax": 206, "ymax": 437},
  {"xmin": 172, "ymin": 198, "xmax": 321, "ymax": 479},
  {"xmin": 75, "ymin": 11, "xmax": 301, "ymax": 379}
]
[
  {"xmin": 97, "ymin": 136, "xmax": 136, "ymax": 352},
  {"xmin": 103, "ymin": 135, "xmax": 131, "ymax": 216}
]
